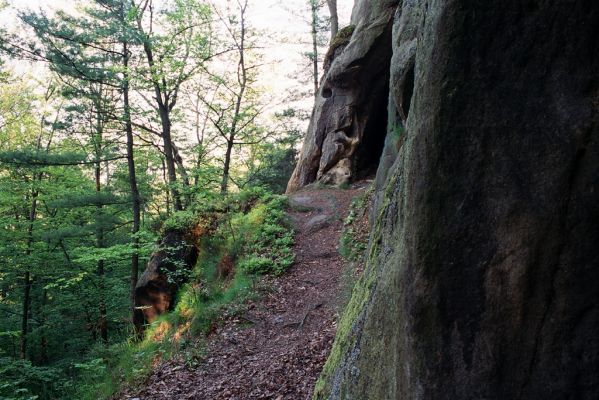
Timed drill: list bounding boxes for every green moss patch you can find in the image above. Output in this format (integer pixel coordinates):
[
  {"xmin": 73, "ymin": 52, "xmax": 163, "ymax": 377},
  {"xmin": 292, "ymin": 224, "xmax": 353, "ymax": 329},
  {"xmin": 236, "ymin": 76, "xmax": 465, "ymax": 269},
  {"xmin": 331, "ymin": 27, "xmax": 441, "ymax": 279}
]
[{"xmin": 324, "ymin": 25, "xmax": 356, "ymax": 70}]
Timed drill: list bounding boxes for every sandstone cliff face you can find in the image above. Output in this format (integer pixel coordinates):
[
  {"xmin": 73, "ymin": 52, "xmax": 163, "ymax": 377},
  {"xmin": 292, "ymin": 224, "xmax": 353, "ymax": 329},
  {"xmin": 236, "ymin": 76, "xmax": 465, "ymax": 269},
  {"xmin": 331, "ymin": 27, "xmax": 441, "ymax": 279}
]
[
  {"xmin": 286, "ymin": 0, "xmax": 400, "ymax": 191},
  {"xmin": 312, "ymin": 0, "xmax": 599, "ymax": 399}
]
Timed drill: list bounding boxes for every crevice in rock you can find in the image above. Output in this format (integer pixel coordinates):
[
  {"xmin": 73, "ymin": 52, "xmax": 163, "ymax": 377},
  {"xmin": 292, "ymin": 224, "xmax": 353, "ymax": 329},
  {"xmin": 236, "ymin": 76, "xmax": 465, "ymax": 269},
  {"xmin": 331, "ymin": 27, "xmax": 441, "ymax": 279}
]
[
  {"xmin": 354, "ymin": 79, "xmax": 391, "ymax": 179},
  {"xmin": 401, "ymin": 64, "xmax": 415, "ymax": 118}
]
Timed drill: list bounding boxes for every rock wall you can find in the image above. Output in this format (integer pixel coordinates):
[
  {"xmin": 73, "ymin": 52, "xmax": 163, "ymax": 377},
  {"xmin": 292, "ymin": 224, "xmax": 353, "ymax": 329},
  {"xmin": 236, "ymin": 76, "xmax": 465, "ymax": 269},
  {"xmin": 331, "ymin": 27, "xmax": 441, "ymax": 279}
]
[
  {"xmin": 312, "ymin": 0, "xmax": 599, "ymax": 399},
  {"xmin": 286, "ymin": 0, "xmax": 400, "ymax": 192}
]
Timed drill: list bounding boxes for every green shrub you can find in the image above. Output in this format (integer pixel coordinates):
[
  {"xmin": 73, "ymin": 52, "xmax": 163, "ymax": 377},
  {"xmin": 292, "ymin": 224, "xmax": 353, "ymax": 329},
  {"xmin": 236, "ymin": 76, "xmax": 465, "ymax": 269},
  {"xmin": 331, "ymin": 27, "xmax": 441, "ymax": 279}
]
[
  {"xmin": 238, "ymin": 256, "xmax": 273, "ymax": 275},
  {"xmin": 161, "ymin": 210, "xmax": 198, "ymax": 233},
  {"xmin": 236, "ymin": 195, "xmax": 294, "ymax": 276},
  {"xmin": 0, "ymin": 358, "xmax": 68, "ymax": 400},
  {"xmin": 339, "ymin": 193, "xmax": 370, "ymax": 261}
]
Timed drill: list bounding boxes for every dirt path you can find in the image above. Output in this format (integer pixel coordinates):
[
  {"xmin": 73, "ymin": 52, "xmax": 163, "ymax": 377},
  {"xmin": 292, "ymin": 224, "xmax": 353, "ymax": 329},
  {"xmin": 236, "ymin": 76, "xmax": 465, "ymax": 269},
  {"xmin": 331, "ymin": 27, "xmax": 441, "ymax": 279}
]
[{"xmin": 129, "ymin": 184, "xmax": 366, "ymax": 400}]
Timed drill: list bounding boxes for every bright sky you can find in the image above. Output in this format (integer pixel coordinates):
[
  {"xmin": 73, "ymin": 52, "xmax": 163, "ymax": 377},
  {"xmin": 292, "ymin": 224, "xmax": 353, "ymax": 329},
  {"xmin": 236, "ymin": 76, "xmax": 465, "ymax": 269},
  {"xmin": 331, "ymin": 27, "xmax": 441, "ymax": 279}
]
[
  {"xmin": 2, "ymin": 0, "xmax": 352, "ymax": 95},
  {"xmin": 3, "ymin": 0, "xmax": 352, "ymax": 36}
]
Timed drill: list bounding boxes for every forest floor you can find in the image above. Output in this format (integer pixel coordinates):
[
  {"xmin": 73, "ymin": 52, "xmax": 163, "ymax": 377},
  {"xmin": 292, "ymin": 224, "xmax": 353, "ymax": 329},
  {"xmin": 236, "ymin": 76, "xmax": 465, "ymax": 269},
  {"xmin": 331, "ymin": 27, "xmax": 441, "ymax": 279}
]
[{"xmin": 127, "ymin": 183, "xmax": 369, "ymax": 400}]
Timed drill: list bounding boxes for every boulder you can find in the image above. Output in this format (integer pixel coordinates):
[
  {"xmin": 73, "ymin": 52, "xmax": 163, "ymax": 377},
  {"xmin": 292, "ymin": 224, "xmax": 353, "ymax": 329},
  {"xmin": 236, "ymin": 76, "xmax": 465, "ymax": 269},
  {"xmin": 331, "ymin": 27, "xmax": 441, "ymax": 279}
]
[{"xmin": 133, "ymin": 230, "xmax": 199, "ymax": 332}]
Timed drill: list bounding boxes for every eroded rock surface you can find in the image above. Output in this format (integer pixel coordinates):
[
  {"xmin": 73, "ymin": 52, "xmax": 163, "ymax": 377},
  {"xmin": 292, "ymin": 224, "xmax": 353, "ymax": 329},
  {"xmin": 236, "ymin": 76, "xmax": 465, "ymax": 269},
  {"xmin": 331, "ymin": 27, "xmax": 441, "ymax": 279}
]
[
  {"xmin": 314, "ymin": 0, "xmax": 599, "ymax": 399},
  {"xmin": 286, "ymin": 0, "xmax": 400, "ymax": 191},
  {"xmin": 134, "ymin": 230, "xmax": 199, "ymax": 332}
]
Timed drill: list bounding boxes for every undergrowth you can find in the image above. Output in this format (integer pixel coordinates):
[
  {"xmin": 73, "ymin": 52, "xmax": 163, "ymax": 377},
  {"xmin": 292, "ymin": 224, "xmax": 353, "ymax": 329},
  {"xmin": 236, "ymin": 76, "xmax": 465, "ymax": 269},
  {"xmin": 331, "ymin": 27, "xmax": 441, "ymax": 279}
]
[
  {"xmin": 336, "ymin": 189, "xmax": 373, "ymax": 315},
  {"xmin": 72, "ymin": 189, "xmax": 294, "ymax": 399},
  {"xmin": 339, "ymin": 191, "xmax": 370, "ymax": 262}
]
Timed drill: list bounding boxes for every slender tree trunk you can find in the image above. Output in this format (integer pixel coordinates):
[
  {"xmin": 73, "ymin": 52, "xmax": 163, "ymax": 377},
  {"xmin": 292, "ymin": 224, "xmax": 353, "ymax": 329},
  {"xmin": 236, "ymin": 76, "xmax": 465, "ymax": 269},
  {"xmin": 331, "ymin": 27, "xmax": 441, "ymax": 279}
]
[
  {"xmin": 220, "ymin": 1, "xmax": 250, "ymax": 196},
  {"xmin": 98, "ymin": 258, "xmax": 108, "ymax": 344},
  {"xmin": 326, "ymin": 0, "xmax": 338, "ymax": 41},
  {"xmin": 95, "ymin": 161, "xmax": 108, "ymax": 344},
  {"xmin": 85, "ymin": 309, "xmax": 97, "ymax": 342},
  {"xmin": 137, "ymin": 9, "xmax": 184, "ymax": 212},
  {"xmin": 158, "ymin": 106, "xmax": 183, "ymax": 211},
  {"xmin": 172, "ymin": 142, "xmax": 191, "ymax": 204},
  {"xmin": 162, "ymin": 158, "xmax": 171, "ymax": 215},
  {"xmin": 311, "ymin": 0, "xmax": 319, "ymax": 96},
  {"xmin": 121, "ymin": 30, "xmax": 142, "ymax": 317},
  {"xmin": 172, "ymin": 143, "xmax": 190, "ymax": 187},
  {"xmin": 193, "ymin": 91, "xmax": 207, "ymax": 188},
  {"xmin": 39, "ymin": 289, "xmax": 48, "ymax": 364},
  {"xmin": 20, "ymin": 191, "xmax": 38, "ymax": 360},
  {"xmin": 20, "ymin": 271, "xmax": 31, "ymax": 360},
  {"xmin": 220, "ymin": 139, "xmax": 234, "ymax": 195}
]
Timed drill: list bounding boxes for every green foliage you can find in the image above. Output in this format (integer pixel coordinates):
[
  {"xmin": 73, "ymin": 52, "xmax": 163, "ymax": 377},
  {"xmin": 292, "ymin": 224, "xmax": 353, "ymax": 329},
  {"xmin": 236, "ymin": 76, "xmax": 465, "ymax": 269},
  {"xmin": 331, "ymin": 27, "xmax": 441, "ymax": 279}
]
[
  {"xmin": 161, "ymin": 210, "xmax": 199, "ymax": 233},
  {"xmin": 339, "ymin": 193, "xmax": 370, "ymax": 261},
  {"xmin": 237, "ymin": 256, "xmax": 273, "ymax": 275},
  {"xmin": 0, "ymin": 358, "xmax": 68, "ymax": 400},
  {"xmin": 0, "ymin": 71, "xmax": 155, "ymax": 400},
  {"xmin": 72, "ymin": 340, "xmax": 165, "ymax": 400},
  {"xmin": 0, "ymin": 150, "xmax": 88, "ymax": 167},
  {"xmin": 71, "ymin": 190, "xmax": 294, "ymax": 399},
  {"xmin": 244, "ymin": 146, "xmax": 297, "ymax": 194},
  {"xmin": 241, "ymin": 109, "xmax": 302, "ymax": 194},
  {"xmin": 0, "ymin": 0, "xmax": 305, "ymax": 398},
  {"xmin": 236, "ymin": 196, "xmax": 295, "ymax": 275}
]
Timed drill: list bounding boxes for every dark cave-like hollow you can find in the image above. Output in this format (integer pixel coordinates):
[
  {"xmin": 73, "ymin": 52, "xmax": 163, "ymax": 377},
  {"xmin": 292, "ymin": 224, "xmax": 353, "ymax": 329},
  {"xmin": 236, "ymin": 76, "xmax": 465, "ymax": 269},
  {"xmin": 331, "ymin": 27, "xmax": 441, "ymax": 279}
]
[
  {"xmin": 354, "ymin": 79, "xmax": 390, "ymax": 180},
  {"xmin": 402, "ymin": 64, "xmax": 415, "ymax": 118}
]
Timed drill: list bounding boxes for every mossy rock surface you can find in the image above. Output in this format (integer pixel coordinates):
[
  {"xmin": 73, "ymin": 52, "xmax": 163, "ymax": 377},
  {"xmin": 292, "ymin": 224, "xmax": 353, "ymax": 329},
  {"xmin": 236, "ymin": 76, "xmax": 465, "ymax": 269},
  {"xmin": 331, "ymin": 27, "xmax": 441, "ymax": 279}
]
[
  {"xmin": 323, "ymin": 25, "xmax": 355, "ymax": 71},
  {"xmin": 313, "ymin": 0, "xmax": 599, "ymax": 398}
]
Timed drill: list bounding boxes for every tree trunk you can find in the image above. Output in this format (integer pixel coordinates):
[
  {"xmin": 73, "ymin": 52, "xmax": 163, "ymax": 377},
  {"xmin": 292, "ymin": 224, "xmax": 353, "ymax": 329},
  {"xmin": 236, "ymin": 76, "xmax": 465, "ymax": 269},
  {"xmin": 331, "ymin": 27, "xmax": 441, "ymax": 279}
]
[
  {"xmin": 326, "ymin": 0, "xmax": 338, "ymax": 41},
  {"xmin": 121, "ymin": 29, "xmax": 142, "ymax": 318},
  {"xmin": 137, "ymin": 12, "xmax": 184, "ymax": 212},
  {"xmin": 193, "ymin": 91, "xmax": 207, "ymax": 188},
  {"xmin": 158, "ymin": 106, "xmax": 183, "ymax": 211},
  {"xmin": 39, "ymin": 289, "xmax": 48, "ymax": 364},
  {"xmin": 311, "ymin": 0, "xmax": 319, "ymax": 96},
  {"xmin": 220, "ymin": 139, "xmax": 234, "ymax": 195},
  {"xmin": 95, "ymin": 161, "xmax": 108, "ymax": 344},
  {"xmin": 20, "ymin": 271, "xmax": 31, "ymax": 360},
  {"xmin": 20, "ymin": 194, "xmax": 38, "ymax": 360},
  {"xmin": 162, "ymin": 157, "xmax": 171, "ymax": 215},
  {"xmin": 220, "ymin": 2, "xmax": 249, "ymax": 195},
  {"xmin": 20, "ymin": 191, "xmax": 38, "ymax": 360},
  {"xmin": 172, "ymin": 142, "xmax": 191, "ymax": 204}
]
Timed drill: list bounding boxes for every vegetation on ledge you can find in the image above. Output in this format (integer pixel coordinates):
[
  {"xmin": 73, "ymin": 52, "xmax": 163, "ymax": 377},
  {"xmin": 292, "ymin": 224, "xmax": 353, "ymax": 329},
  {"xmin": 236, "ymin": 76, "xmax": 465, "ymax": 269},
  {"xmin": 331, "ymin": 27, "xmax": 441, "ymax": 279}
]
[
  {"xmin": 324, "ymin": 25, "xmax": 356, "ymax": 71},
  {"xmin": 73, "ymin": 190, "xmax": 294, "ymax": 399}
]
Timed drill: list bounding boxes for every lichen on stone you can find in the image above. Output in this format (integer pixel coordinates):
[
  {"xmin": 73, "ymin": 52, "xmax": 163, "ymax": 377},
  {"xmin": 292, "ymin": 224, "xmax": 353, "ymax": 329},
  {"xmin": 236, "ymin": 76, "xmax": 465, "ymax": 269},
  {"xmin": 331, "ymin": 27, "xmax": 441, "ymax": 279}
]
[{"xmin": 323, "ymin": 25, "xmax": 356, "ymax": 71}]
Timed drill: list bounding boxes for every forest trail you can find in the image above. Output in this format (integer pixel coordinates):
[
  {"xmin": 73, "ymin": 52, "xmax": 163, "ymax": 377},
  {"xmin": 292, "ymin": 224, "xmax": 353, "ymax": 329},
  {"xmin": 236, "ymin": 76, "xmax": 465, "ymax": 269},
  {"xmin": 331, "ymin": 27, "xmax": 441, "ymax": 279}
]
[{"xmin": 129, "ymin": 183, "xmax": 368, "ymax": 399}]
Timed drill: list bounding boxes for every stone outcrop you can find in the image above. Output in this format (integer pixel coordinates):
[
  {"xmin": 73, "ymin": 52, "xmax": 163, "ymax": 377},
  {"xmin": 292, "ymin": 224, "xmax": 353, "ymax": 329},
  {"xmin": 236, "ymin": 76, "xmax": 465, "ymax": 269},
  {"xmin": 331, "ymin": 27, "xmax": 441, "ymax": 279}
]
[
  {"xmin": 309, "ymin": 0, "xmax": 599, "ymax": 399},
  {"xmin": 133, "ymin": 230, "xmax": 199, "ymax": 332},
  {"xmin": 286, "ymin": 0, "xmax": 400, "ymax": 191}
]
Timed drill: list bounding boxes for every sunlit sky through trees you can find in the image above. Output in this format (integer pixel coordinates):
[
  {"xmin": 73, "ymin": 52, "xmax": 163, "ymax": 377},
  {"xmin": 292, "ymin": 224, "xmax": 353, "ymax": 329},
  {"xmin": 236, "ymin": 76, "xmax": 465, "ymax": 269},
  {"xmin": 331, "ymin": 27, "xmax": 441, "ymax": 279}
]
[{"xmin": 1, "ymin": 0, "xmax": 352, "ymax": 108}]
